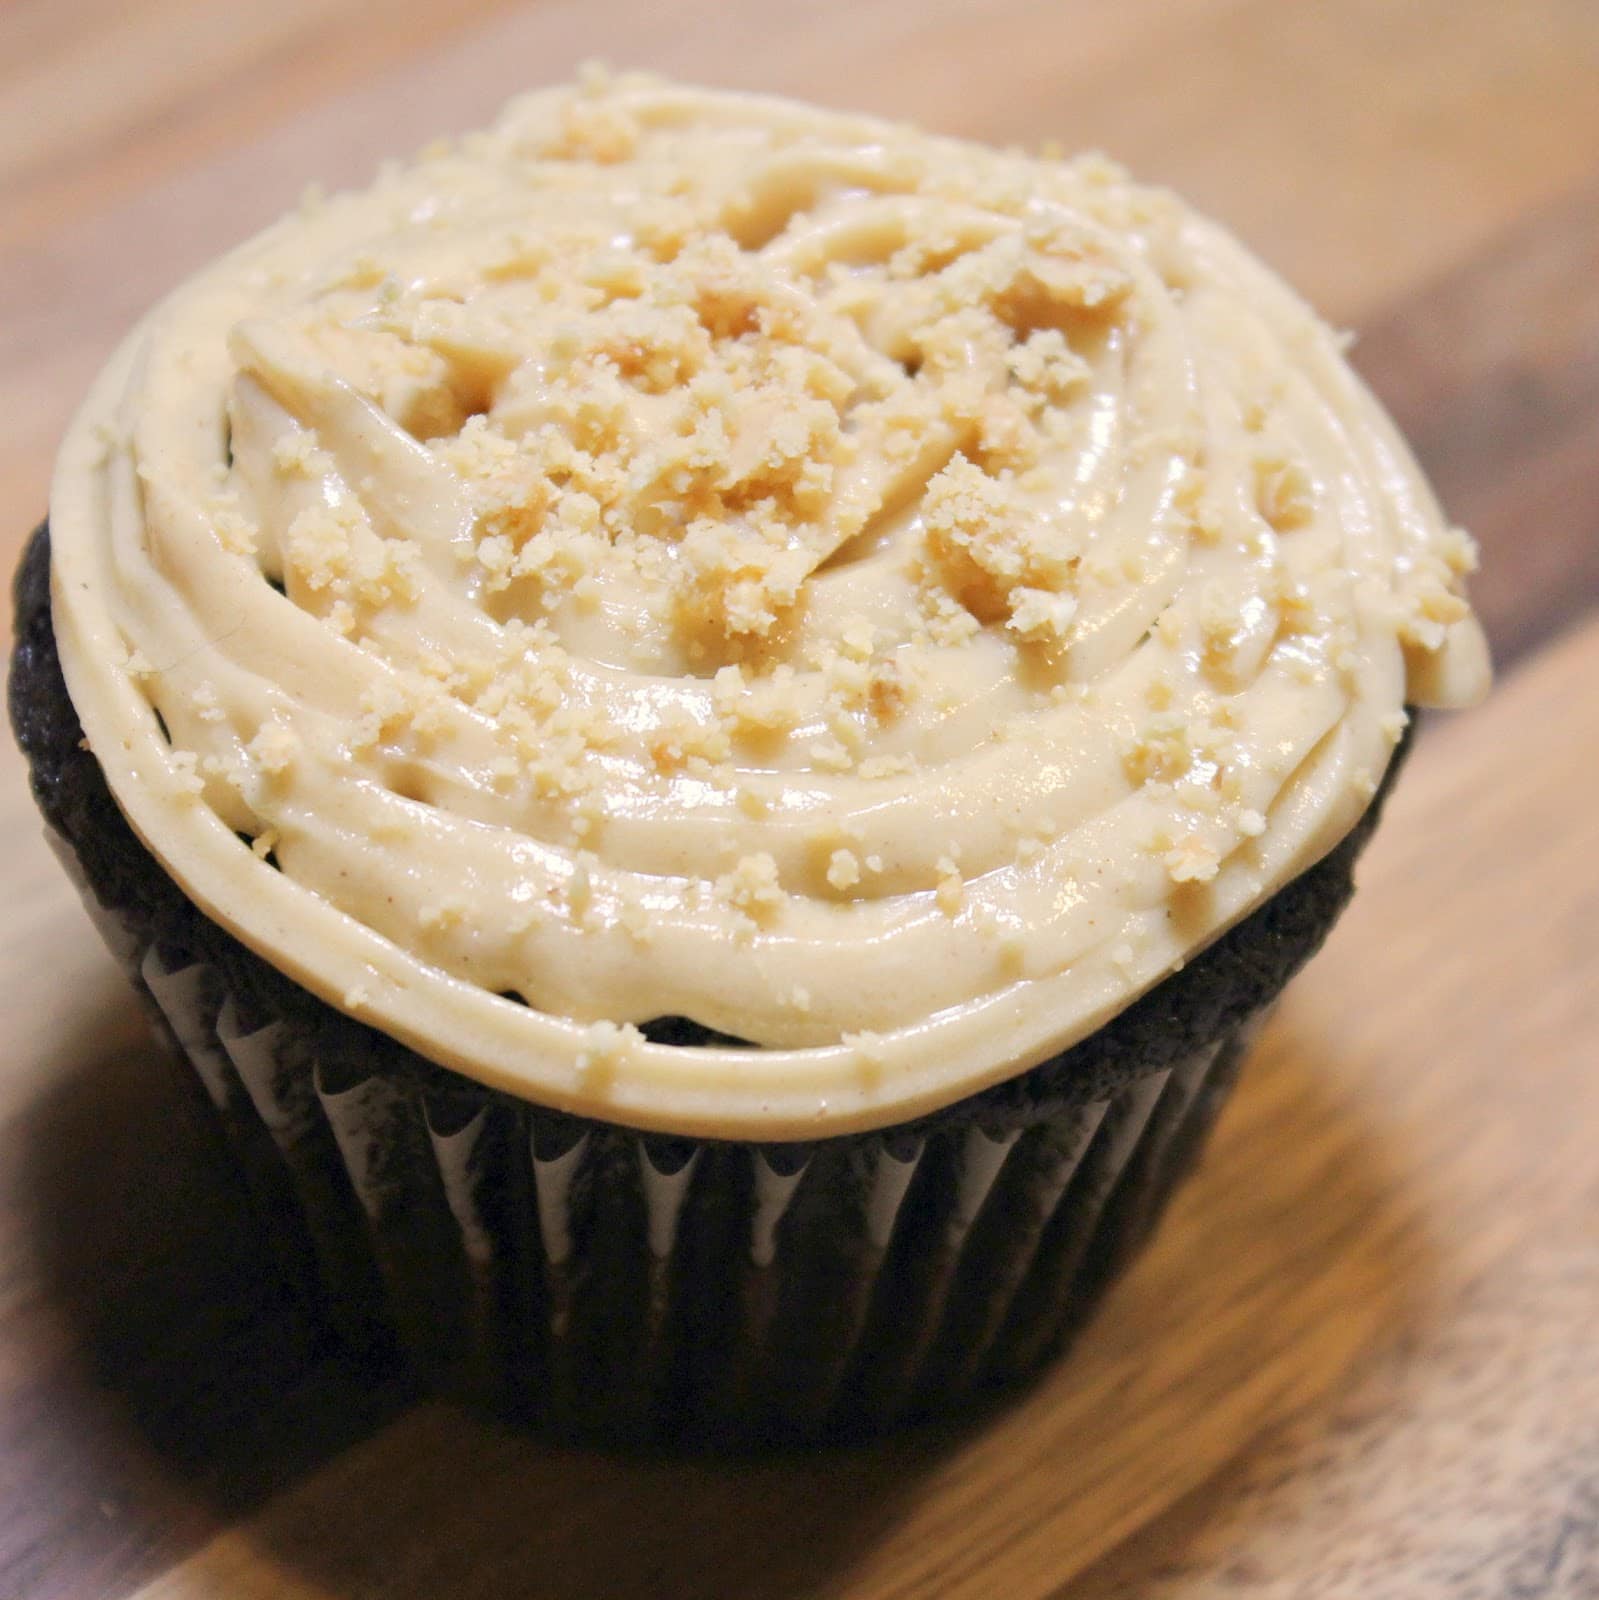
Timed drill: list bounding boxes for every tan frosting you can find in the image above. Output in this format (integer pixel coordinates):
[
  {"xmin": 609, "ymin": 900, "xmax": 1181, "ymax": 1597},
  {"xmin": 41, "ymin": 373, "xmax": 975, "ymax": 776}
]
[{"xmin": 49, "ymin": 74, "xmax": 1490, "ymax": 1137}]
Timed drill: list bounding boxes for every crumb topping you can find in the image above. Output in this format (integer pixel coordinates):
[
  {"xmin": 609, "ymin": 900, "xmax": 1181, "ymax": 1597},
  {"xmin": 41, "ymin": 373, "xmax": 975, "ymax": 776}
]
[{"xmin": 59, "ymin": 73, "xmax": 1488, "ymax": 1117}]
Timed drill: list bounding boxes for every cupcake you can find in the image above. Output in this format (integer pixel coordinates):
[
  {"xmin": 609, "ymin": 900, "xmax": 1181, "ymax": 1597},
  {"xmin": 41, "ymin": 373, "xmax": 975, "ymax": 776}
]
[{"xmin": 9, "ymin": 73, "xmax": 1489, "ymax": 1443}]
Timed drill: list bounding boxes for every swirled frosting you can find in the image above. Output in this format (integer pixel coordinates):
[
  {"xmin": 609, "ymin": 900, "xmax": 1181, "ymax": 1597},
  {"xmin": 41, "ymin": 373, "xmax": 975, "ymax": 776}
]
[{"xmin": 49, "ymin": 74, "xmax": 1489, "ymax": 1136}]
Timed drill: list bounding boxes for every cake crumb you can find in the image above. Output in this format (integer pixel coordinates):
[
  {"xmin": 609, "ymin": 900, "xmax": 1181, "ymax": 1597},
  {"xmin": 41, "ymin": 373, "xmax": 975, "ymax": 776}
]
[
  {"xmin": 1165, "ymin": 832, "xmax": 1220, "ymax": 884},
  {"xmin": 419, "ymin": 898, "xmax": 466, "ymax": 931},
  {"xmin": 576, "ymin": 1019, "xmax": 643, "ymax": 1074},
  {"xmin": 566, "ymin": 855, "xmax": 595, "ymax": 919},
  {"xmin": 191, "ymin": 682, "xmax": 227, "ymax": 724},
  {"xmin": 617, "ymin": 895, "xmax": 656, "ymax": 946},
  {"xmin": 1006, "ymin": 586, "xmax": 1078, "ymax": 641},
  {"xmin": 168, "ymin": 749, "xmax": 205, "ymax": 797},
  {"xmin": 735, "ymin": 787, "xmax": 770, "ymax": 819},
  {"xmin": 858, "ymin": 752, "xmax": 917, "ymax": 780},
  {"xmin": 718, "ymin": 852, "xmax": 784, "ymax": 923},
  {"xmin": 842, "ymin": 1030, "xmax": 888, "ymax": 1068},
  {"xmin": 826, "ymin": 848, "xmax": 861, "ymax": 891},
  {"xmin": 248, "ymin": 723, "xmax": 297, "ymax": 776},
  {"xmin": 934, "ymin": 855, "xmax": 964, "ymax": 916}
]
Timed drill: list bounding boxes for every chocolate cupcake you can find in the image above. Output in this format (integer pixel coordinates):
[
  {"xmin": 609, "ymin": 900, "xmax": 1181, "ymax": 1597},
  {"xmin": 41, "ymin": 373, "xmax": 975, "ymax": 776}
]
[{"xmin": 10, "ymin": 74, "xmax": 1489, "ymax": 1443}]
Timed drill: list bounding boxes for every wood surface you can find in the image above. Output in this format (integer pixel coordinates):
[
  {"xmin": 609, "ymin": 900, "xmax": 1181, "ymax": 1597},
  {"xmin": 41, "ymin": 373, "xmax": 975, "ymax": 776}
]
[{"xmin": 2, "ymin": 3, "xmax": 1596, "ymax": 1597}]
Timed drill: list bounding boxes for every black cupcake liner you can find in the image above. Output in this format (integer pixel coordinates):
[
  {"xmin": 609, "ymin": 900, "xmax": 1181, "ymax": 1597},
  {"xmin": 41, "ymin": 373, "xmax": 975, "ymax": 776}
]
[
  {"xmin": 11, "ymin": 522, "xmax": 1394, "ymax": 1443},
  {"xmin": 65, "ymin": 916, "xmax": 1261, "ymax": 1442}
]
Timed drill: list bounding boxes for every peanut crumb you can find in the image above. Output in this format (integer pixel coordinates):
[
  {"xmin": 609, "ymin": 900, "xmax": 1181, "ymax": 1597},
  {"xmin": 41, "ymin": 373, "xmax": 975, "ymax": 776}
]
[
  {"xmin": 575, "ymin": 1019, "xmax": 643, "ymax": 1074},
  {"xmin": 934, "ymin": 855, "xmax": 964, "ymax": 916},
  {"xmin": 717, "ymin": 852, "xmax": 784, "ymax": 923},
  {"xmin": 1164, "ymin": 832, "xmax": 1220, "ymax": 884},
  {"xmin": 842, "ymin": 1030, "xmax": 888, "ymax": 1068},
  {"xmin": 248, "ymin": 723, "xmax": 297, "ymax": 776},
  {"xmin": 826, "ymin": 849, "xmax": 861, "ymax": 891}
]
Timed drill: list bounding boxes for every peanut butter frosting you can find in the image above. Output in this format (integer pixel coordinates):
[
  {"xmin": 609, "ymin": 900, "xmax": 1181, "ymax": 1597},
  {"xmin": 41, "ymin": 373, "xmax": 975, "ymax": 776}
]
[{"xmin": 48, "ymin": 73, "xmax": 1489, "ymax": 1136}]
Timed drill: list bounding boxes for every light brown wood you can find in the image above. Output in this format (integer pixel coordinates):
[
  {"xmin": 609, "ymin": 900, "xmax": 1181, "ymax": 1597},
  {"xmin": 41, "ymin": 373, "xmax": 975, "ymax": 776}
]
[
  {"xmin": 3, "ymin": 4, "xmax": 1597, "ymax": 1596},
  {"xmin": 1066, "ymin": 1252, "xmax": 1599, "ymax": 1598}
]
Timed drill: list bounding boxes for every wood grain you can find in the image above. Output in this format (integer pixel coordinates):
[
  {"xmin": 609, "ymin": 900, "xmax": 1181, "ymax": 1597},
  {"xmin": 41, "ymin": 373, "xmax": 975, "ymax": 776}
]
[
  {"xmin": 1066, "ymin": 1250, "xmax": 1599, "ymax": 1599},
  {"xmin": 2, "ymin": 3, "xmax": 1597, "ymax": 1597},
  {"xmin": 1354, "ymin": 168, "xmax": 1599, "ymax": 665}
]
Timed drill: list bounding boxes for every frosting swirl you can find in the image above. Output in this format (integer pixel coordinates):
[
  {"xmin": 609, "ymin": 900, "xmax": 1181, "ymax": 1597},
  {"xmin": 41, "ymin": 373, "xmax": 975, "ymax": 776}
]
[{"xmin": 48, "ymin": 76, "xmax": 1489, "ymax": 1135}]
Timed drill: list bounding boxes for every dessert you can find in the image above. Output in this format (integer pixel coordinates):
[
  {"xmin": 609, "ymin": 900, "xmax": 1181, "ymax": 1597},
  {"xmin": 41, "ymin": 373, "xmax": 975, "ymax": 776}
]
[{"xmin": 10, "ymin": 72, "xmax": 1488, "ymax": 1440}]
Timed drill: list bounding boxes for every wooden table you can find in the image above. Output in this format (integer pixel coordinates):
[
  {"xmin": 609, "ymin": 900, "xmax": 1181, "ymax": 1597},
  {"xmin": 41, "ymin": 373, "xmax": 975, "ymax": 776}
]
[{"xmin": 3, "ymin": 3, "xmax": 1597, "ymax": 1596}]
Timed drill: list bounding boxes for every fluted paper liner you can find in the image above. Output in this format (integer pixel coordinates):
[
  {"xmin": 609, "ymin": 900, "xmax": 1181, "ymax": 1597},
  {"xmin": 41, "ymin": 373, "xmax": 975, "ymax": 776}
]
[{"xmin": 49, "ymin": 829, "xmax": 1250, "ymax": 1442}]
